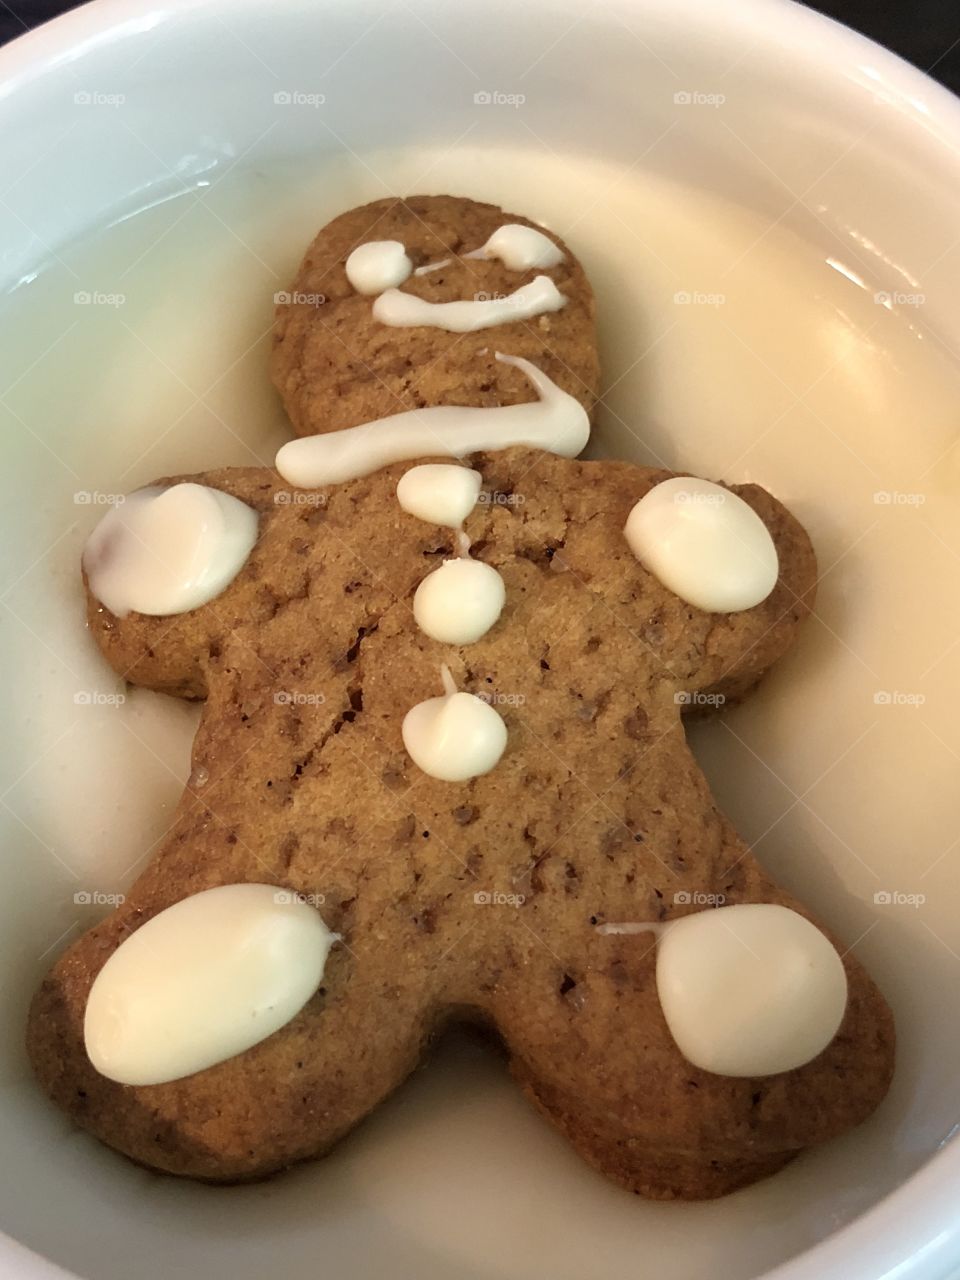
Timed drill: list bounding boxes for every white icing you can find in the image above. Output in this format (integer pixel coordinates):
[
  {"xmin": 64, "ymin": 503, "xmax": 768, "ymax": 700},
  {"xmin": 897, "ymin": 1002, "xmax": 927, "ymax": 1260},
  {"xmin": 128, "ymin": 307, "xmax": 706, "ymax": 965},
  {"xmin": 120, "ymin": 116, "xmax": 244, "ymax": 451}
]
[
  {"xmin": 414, "ymin": 558, "xmax": 506, "ymax": 644},
  {"xmin": 414, "ymin": 258, "xmax": 451, "ymax": 276},
  {"xmin": 345, "ymin": 240, "xmax": 412, "ymax": 295},
  {"xmin": 83, "ymin": 884, "xmax": 337, "ymax": 1086},
  {"xmin": 402, "ymin": 666, "xmax": 507, "ymax": 781},
  {"xmin": 372, "ymin": 275, "xmax": 566, "ymax": 332},
  {"xmin": 655, "ymin": 904, "xmax": 847, "ymax": 1077},
  {"xmin": 465, "ymin": 224, "xmax": 564, "ymax": 271},
  {"xmin": 396, "ymin": 464, "xmax": 481, "ymax": 527},
  {"xmin": 623, "ymin": 476, "xmax": 779, "ymax": 613},
  {"xmin": 275, "ymin": 354, "xmax": 589, "ymax": 487},
  {"xmin": 82, "ymin": 483, "xmax": 259, "ymax": 618}
]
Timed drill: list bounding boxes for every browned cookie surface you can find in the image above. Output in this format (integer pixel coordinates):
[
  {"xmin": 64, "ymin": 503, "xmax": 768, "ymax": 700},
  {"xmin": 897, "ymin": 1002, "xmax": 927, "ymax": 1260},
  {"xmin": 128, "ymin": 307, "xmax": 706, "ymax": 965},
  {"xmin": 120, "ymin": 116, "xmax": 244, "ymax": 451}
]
[
  {"xmin": 271, "ymin": 195, "xmax": 599, "ymax": 437},
  {"xmin": 27, "ymin": 450, "xmax": 895, "ymax": 1196}
]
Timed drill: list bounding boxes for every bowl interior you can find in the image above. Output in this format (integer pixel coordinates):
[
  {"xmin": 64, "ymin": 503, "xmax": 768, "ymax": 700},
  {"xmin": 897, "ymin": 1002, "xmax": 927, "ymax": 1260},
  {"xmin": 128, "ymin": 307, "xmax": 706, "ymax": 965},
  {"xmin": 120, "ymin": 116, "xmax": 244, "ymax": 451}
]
[{"xmin": 1, "ymin": 3, "xmax": 959, "ymax": 1279}]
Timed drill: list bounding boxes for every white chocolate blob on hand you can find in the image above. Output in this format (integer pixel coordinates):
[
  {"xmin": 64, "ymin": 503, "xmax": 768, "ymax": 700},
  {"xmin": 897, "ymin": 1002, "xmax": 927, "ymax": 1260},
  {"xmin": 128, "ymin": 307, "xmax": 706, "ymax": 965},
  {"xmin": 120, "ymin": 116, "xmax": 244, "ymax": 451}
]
[
  {"xmin": 624, "ymin": 476, "xmax": 779, "ymax": 613},
  {"xmin": 402, "ymin": 667, "xmax": 507, "ymax": 782},
  {"xmin": 397, "ymin": 464, "xmax": 481, "ymax": 528},
  {"xmin": 373, "ymin": 275, "xmax": 566, "ymax": 333},
  {"xmin": 345, "ymin": 240, "xmax": 413, "ymax": 295},
  {"xmin": 83, "ymin": 483, "xmax": 259, "ymax": 618},
  {"xmin": 275, "ymin": 354, "xmax": 589, "ymax": 487},
  {"xmin": 465, "ymin": 224, "xmax": 564, "ymax": 271},
  {"xmin": 414, "ymin": 558, "xmax": 506, "ymax": 644},
  {"xmin": 84, "ymin": 884, "xmax": 338, "ymax": 1086},
  {"xmin": 655, "ymin": 904, "xmax": 848, "ymax": 1077}
]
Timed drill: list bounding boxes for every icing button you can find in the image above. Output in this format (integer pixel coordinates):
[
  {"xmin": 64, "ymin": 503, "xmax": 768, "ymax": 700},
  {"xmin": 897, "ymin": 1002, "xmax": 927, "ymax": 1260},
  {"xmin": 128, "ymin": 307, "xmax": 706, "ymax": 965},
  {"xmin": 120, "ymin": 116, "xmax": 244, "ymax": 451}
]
[{"xmin": 414, "ymin": 557, "xmax": 506, "ymax": 644}]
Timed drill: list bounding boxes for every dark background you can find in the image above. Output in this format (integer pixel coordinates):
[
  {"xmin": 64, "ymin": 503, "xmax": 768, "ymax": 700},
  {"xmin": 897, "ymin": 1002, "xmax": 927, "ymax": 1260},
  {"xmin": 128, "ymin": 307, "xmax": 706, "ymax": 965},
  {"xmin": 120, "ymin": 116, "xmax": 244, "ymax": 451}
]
[{"xmin": 1, "ymin": 0, "xmax": 959, "ymax": 93}]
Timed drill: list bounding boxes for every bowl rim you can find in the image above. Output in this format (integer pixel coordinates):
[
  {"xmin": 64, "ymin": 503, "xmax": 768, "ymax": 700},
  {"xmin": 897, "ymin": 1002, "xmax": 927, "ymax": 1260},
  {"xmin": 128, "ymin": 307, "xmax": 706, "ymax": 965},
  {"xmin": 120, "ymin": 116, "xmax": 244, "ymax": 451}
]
[{"xmin": 0, "ymin": 1, "xmax": 958, "ymax": 1278}]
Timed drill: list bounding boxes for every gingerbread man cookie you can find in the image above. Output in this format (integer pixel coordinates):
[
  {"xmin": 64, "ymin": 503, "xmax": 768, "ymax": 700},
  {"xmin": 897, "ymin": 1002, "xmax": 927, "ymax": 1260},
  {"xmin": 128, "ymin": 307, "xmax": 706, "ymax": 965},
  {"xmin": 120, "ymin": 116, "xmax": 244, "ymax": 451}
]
[{"xmin": 27, "ymin": 198, "xmax": 894, "ymax": 1200}]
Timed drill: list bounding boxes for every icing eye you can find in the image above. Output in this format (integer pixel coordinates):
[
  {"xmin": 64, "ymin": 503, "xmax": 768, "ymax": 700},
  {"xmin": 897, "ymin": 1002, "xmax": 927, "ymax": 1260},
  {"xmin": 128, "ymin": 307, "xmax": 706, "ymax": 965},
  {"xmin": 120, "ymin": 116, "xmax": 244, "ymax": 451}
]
[
  {"xmin": 344, "ymin": 240, "xmax": 412, "ymax": 295},
  {"xmin": 623, "ymin": 477, "xmax": 779, "ymax": 612}
]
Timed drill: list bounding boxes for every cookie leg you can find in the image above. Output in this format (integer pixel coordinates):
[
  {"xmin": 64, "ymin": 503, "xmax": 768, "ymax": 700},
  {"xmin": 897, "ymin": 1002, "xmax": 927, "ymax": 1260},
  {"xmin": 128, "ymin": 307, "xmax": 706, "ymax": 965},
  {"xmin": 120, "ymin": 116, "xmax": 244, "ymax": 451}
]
[{"xmin": 28, "ymin": 919, "xmax": 437, "ymax": 1180}]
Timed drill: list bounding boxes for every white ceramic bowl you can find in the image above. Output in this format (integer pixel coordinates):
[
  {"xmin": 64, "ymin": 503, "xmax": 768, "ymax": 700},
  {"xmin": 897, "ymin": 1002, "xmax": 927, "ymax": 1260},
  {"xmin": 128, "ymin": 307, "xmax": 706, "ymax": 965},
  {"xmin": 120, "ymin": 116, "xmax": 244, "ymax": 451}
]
[{"xmin": 1, "ymin": 2, "xmax": 959, "ymax": 1278}]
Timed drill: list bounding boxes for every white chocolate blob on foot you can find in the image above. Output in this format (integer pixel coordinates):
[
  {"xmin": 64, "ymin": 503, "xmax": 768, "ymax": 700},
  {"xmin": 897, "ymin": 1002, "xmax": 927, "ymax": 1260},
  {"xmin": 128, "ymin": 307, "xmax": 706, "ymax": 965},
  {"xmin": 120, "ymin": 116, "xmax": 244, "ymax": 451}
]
[
  {"xmin": 402, "ymin": 667, "xmax": 507, "ymax": 781},
  {"xmin": 414, "ymin": 558, "xmax": 506, "ymax": 644},
  {"xmin": 275, "ymin": 354, "xmax": 589, "ymax": 487},
  {"xmin": 83, "ymin": 884, "xmax": 338, "ymax": 1086},
  {"xmin": 655, "ymin": 904, "xmax": 848, "ymax": 1077},
  {"xmin": 397, "ymin": 464, "xmax": 481, "ymax": 527},
  {"xmin": 465, "ymin": 224, "xmax": 564, "ymax": 271},
  {"xmin": 624, "ymin": 477, "xmax": 778, "ymax": 612},
  {"xmin": 83, "ymin": 483, "xmax": 259, "ymax": 618},
  {"xmin": 345, "ymin": 240, "xmax": 412, "ymax": 295},
  {"xmin": 373, "ymin": 275, "xmax": 566, "ymax": 332}
]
